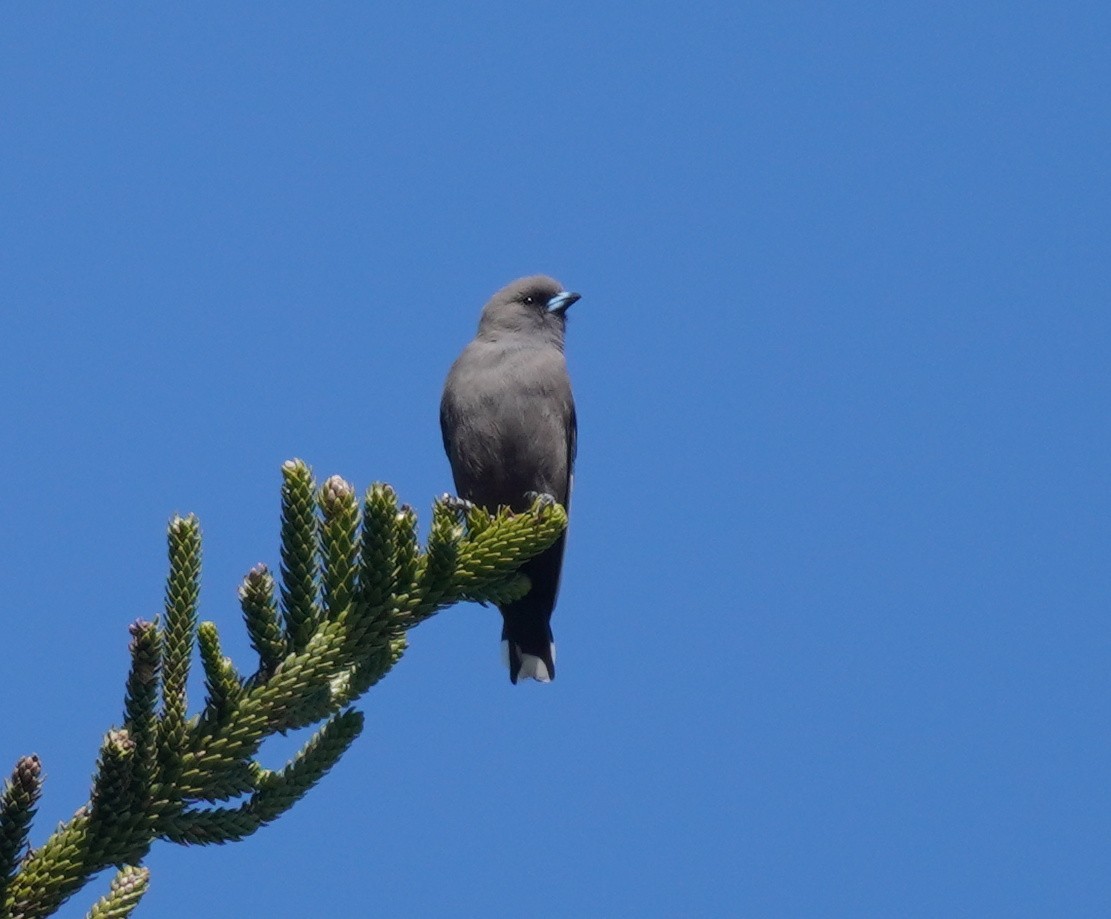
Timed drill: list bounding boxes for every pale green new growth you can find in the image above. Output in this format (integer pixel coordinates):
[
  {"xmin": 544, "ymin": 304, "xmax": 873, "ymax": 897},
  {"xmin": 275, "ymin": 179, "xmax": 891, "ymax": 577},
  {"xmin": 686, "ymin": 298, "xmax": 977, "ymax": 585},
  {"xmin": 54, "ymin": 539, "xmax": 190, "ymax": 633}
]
[
  {"xmin": 84, "ymin": 867, "xmax": 149, "ymax": 919},
  {"xmin": 0, "ymin": 460, "xmax": 566, "ymax": 918}
]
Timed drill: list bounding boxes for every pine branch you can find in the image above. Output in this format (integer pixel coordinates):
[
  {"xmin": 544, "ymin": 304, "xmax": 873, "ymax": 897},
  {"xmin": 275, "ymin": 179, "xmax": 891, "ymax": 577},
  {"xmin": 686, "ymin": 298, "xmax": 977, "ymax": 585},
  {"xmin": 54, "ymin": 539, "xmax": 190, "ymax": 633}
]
[
  {"xmin": 1, "ymin": 460, "xmax": 566, "ymax": 917},
  {"xmin": 279, "ymin": 459, "xmax": 320, "ymax": 651},
  {"xmin": 84, "ymin": 866, "xmax": 149, "ymax": 919},
  {"xmin": 197, "ymin": 622, "xmax": 242, "ymax": 725},
  {"xmin": 122, "ymin": 621, "xmax": 160, "ymax": 796},
  {"xmin": 0, "ymin": 756, "xmax": 42, "ymax": 906},
  {"xmin": 319, "ymin": 476, "xmax": 359, "ymax": 626},
  {"xmin": 238, "ymin": 564, "xmax": 285, "ymax": 681},
  {"xmin": 158, "ymin": 515, "xmax": 201, "ymax": 776}
]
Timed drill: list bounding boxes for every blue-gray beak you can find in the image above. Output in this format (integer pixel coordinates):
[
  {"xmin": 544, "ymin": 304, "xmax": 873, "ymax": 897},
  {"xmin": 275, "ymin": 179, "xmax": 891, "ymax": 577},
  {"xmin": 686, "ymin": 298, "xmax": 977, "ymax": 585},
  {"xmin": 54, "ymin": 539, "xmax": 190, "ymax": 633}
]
[{"xmin": 546, "ymin": 290, "xmax": 581, "ymax": 315}]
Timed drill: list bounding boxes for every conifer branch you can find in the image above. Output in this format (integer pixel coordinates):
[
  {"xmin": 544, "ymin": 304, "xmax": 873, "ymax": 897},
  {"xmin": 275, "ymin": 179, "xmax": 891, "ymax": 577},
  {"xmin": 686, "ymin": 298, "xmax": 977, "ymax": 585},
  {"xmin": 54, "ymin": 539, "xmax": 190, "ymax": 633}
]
[
  {"xmin": 238, "ymin": 565, "xmax": 285, "ymax": 681},
  {"xmin": 84, "ymin": 865, "xmax": 149, "ymax": 919},
  {"xmin": 0, "ymin": 756, "xmax": 42, "ymax": 907},
  {"xmin": 158, "ymin": 515, "xmax": 201, "ymax": 774},
  {"xmin": 1, "ymin": 460, "xmax": 566, "ymax": 917},
  {"xmin": 279, "ymin": 459, "xmax": 320, "ymax": 651}
]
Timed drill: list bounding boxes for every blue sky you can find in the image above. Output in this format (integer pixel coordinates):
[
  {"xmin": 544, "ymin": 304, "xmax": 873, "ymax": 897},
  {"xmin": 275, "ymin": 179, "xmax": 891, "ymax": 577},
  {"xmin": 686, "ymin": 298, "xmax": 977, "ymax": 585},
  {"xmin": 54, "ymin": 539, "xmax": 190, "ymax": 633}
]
[{"xmin": 2, "ymin": 3, "xmax": 1108, "ymax": 916}]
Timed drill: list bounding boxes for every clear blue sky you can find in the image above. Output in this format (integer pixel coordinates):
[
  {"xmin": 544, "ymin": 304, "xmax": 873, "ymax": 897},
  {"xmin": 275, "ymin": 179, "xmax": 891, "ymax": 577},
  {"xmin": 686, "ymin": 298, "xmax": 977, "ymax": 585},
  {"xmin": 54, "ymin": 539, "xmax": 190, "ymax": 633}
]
[{"xmin": 2, "ymin": 4, "xmax": 1108, "ymax": 917}]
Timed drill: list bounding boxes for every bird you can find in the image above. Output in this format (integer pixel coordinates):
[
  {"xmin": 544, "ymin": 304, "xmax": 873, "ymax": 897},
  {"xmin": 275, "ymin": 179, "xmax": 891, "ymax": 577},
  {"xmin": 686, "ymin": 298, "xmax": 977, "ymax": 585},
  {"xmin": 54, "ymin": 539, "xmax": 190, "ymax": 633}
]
[{"xmin": 440, "ymin": 275, "xmax": 580, "ymax": 683}]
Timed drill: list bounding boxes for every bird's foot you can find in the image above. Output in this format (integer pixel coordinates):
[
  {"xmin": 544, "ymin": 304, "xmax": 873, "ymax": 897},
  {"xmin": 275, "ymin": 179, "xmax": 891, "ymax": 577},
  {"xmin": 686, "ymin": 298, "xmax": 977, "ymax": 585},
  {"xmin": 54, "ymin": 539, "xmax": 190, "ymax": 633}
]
[
  {"xmin": 524, "ymin": 491, "xmax": 557, "ymax": 510},
  {"xmin": 440, "ymin": 494, "xmax": 477, "ymax": 516}
]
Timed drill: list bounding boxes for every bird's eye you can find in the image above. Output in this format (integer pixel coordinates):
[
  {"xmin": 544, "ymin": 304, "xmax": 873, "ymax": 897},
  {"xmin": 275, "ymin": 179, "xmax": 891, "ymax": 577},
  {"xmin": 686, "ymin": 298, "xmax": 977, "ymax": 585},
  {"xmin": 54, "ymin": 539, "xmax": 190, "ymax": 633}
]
[{"xmin": 523, "ymin": 296, "xmax": 535, "ymax": 305}]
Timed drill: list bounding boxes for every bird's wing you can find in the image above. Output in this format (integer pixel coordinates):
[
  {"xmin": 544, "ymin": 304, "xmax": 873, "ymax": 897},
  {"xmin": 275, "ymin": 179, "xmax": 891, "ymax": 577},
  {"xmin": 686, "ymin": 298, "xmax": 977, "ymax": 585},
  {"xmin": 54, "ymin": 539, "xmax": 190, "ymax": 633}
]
[
  {"xmin": 439, "ymin": 389, "xmax": 454, "ymax": 459},
  {"xmin": 563, "ymin": 400, "xmax": 577, "ymax": 513},
  {"xmin": 439, "ymin": 352, "xmax": 471, "ymax": 463}
]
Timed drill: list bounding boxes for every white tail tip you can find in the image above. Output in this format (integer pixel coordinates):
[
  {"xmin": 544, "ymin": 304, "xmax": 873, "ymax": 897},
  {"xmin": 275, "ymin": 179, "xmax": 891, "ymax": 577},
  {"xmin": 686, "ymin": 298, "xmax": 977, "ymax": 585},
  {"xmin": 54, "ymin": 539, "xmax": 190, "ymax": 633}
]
[{"xmin": 501, "ymin": 640, "xmax": 555, "ymax": 683}]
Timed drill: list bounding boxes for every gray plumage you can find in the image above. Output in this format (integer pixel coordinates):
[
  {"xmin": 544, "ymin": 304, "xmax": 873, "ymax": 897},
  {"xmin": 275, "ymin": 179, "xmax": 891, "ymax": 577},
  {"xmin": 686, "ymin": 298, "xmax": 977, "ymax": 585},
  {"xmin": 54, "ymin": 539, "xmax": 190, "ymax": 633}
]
[{"xmin": 440, "ymin": 275, "xmax": 580, "ymax": 683}]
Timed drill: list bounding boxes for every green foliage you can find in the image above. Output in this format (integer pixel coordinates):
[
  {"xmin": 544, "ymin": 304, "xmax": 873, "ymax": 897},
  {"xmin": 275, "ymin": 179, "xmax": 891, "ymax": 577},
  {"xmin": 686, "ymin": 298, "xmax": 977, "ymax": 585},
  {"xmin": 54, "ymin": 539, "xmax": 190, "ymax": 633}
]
[
  {"xmin": 0, "ymin": 460, "xmax": 566, "ymax": 918},
  {"xmin": 0, "ymin": 757, "xmax": 42, "ymax": 909},
  {"xmin": 84, "ymin": 866, "xmax": 149, "ymax": 919}
]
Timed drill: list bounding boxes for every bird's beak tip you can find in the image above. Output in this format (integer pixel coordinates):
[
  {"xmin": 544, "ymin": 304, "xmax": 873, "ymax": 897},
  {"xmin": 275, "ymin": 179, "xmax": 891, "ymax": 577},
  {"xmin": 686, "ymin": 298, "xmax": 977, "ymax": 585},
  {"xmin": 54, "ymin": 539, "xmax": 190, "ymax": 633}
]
[{"xmin": 547, "ymin": 291, "xmax": 581, "ymax": 314}]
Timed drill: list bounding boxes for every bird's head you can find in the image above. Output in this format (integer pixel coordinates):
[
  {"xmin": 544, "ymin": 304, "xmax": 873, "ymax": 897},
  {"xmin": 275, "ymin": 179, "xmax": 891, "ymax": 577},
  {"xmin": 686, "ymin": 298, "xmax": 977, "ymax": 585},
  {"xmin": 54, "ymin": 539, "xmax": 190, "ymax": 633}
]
[{"xmin": 477, "ymin": 275, "xmax": 581, "ymax": 345}]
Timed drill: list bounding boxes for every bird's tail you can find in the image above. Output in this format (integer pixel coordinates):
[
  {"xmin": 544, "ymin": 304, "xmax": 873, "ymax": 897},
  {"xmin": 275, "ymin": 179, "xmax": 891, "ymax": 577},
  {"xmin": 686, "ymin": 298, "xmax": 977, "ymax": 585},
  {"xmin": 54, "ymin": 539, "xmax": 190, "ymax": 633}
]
[
  {"xmin": 498, "ymin": 534, "xmax": 564, "ymax": 684},
  {"xmin": 500, "ymin": 619, "xmax": 555, "ymax": 684}
]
